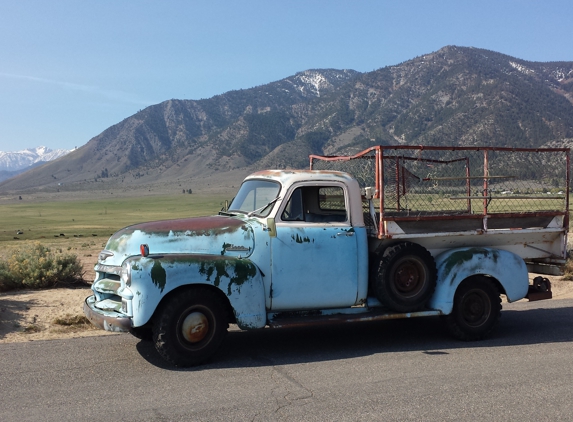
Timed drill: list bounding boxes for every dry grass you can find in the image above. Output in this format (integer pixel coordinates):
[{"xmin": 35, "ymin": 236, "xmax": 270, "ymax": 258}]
[
  {"xmin": 52, "ymin": 314, "xmax": 91, "ymax": 326},
  {"xmin": 562, "ymin": 257, "xmax": 573, "ymax": 281}
]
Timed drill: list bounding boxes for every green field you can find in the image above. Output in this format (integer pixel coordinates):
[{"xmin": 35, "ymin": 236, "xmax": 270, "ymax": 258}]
[
  {"xmin": 385, "ymin": 193, "xmax": 567, "ymax": 214},
  {"xmin": 0, "ymin": 193, "xmax": 230, "ymax": 243}
]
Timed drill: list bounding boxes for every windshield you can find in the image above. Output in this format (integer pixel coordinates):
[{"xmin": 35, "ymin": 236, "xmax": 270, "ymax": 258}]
[{"xmin": 228, "ymin": 180, "xmax": 281, "ymax": 217}]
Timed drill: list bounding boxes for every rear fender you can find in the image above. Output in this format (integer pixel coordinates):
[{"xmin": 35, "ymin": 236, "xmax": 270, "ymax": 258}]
[
  {"xmin": 428, "ymin": 247, "xmax": 529, "ymax": 314},
  {"xmin": 128, "ymin": 254, "xmax": 266, "ymax": 329}
]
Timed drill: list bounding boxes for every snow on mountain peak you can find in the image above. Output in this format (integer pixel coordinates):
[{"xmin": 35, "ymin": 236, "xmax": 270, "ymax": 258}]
[
  {"xmin": 295, "ymin": 70, "xmax": 330, "ymax": 97},
  {"xmin": 0, "ymin": 146, "xmax": 72, "ymax": 172}
]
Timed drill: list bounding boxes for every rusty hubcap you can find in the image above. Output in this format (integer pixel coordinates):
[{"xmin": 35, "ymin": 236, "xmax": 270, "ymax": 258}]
[
  {"xmin": 393, "ymin": 258, "xmax": 425, "ymax": 296},
  {"xmin": 181, "ymin": 311, "xmax": 209, "ymax": 343}
]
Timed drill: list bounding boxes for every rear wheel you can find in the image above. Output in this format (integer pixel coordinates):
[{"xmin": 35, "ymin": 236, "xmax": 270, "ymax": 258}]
[
  {"xmin": 153, "ymin": 288, "xmax": 228, "ymax": 367},
  {"xmin": 446, "ymin": 277, "xmax": 501, "ymax": 341}
]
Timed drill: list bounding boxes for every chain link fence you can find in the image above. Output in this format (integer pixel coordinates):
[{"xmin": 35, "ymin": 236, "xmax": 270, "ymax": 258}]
[{"xmin": 310, "ymin": 146, "xmax": 569, "ymax": 219}]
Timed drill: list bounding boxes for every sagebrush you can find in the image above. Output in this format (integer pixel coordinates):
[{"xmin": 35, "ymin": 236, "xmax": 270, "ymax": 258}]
[{"xmin": 0, "ymin": 242, "xmax": 84, "ymax": 291}]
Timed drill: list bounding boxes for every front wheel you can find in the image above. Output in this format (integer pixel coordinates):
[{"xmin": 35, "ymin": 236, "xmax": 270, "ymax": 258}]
[
  {"xmin": 446, "ymin": 277, "xmax": 501, "ymax": 341},
  {"xmin": 153, "ymin": 288, "xmax": 228, "ymax": 367}
]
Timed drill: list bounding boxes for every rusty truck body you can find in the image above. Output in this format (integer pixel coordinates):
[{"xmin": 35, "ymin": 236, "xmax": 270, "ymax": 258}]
[{"xmin": 84, "ymin": 146, "xmax": 570, "ymax": 366}]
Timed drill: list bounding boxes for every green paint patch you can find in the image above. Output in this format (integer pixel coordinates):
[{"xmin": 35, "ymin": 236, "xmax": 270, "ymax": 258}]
[
  {"xmin": 199, "ymin": 259, "xmax": 258, "ymax": 296},
  {"xmin": 199, "ymin": 260, "xmax": 229, "ymax": 287},
  {"xmin": 441, "ymin": 248, "xmax": 500, "ymax": 282},
  {"xmin": 228, "ymin": 261, "xmax": 258, "ymax": 295},
  {"xmin": 292, "ymin": 234, "xmax": 311, "ymax": 243},
  {"xmin": 221, "ymin": 242, "xmax": 231, "ymax": 256},
  {"xmin": 150, "ymin": 260, "xmax": 167, "ymax": 292}
]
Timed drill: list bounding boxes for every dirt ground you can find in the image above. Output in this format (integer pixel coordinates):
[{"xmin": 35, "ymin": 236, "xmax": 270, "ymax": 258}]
[
  {"xmin": 2, "ymin": 264, "xmax": 573, "ymax": 344},
  {"xmin": 0, "ymin": 243, "xmax": 114, "ymax": 343}
]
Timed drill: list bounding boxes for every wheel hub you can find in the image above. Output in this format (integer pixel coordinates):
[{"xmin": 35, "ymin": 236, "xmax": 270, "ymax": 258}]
[
  {"xmin": 462, "ymin": 291, "xmax": 490, "ymax": 326},
  {"xmin": 181, "ymin": 311, "xmax": 209, "ymax": 343},
  {"xmin": 394, "ymin": 260, "xmax": 424, "ymax": 294}
]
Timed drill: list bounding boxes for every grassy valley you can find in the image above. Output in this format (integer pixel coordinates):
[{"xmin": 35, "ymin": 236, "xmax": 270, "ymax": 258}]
[{"xmin": 0, "ymin": 193, "xmax": 230, "ymax": 283}]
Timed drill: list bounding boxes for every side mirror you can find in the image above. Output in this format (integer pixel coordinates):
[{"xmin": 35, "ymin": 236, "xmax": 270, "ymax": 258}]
[{"xmin": 266, "ymin": 218, "xmax": 277, "ymax": 237}]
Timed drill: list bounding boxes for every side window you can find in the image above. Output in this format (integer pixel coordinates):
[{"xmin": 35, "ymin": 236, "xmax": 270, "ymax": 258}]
[
  {"xmin": 281, "ymin": 185, "xmax": 348, "ymax": 223},
  {"xmin": 281, "ymin": 188, "xmax": 304, "ymax": 221},
  {"xmin": 318, "ymin": 187, "xmax": 346, "ymax": 212}
]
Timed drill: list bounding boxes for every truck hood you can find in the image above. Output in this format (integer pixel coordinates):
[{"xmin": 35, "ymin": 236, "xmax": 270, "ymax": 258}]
[{"xmin": 99, "ymin": 215, "xmax": 255, "ymax": 266}]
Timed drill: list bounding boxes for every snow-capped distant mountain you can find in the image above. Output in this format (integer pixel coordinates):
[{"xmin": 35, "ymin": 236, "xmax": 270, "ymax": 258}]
[
  {"xmin": 0, "ymin": 146, "xmax": 73, "ymax": 183},
  {"xmin": 0, "ymin": 146, "xmax": 72, "ymax": 172}
]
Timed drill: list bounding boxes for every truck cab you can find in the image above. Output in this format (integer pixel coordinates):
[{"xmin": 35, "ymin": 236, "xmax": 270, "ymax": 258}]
[{"xmin": 235, "ymin": 170, "xmax": 369, "ymax": 311}]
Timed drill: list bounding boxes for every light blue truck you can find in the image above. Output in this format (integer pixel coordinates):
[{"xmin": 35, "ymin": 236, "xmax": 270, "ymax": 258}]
[{"xmin": 84, "ymin": 146, "xmax": 569, "ymax": 366}]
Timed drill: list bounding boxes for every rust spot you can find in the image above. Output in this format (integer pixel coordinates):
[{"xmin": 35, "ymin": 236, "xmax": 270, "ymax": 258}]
[
  {"xmin": 117, "ymin": 216, "xmax": 244, "ymax": 237},
  {"xmin": 182, "ymin": 311, "xmax": 209, "ymax": 343}
]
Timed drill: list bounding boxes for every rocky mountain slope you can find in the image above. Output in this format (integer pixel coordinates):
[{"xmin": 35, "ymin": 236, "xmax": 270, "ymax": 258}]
[{"xmin": 1, "ymin": 46, "xmax": 572, "ymax": 194}]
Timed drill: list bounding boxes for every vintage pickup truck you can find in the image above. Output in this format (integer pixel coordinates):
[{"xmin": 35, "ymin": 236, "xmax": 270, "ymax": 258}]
[{"xmin": 84, "ymin": 145, "xmax": 570, "ymax": 366}]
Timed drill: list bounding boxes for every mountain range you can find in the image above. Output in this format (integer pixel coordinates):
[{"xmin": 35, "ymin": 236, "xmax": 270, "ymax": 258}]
[
  {"xmin": 1, "ymin": 45, "xmax": 572, "ymax": 194},
  {"xmin": 0, "ymin": 146, "xmax": 72, "ymax": 183}
]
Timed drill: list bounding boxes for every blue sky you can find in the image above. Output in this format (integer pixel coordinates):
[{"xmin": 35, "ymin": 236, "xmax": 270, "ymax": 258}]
[{"xmin": 1, "ymin": 0, "xmax": 572, "ymax": 152}]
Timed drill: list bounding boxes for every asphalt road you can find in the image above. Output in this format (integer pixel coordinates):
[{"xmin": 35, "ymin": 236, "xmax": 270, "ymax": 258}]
[{"xmin": 1, "ymin": 299, "xmax": 573, "ymax": 421}]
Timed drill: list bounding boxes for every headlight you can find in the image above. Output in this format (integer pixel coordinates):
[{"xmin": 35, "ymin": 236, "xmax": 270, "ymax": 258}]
[{"xmin": 121, "ymin": 263, "xmax": 132, "ymax": 286}]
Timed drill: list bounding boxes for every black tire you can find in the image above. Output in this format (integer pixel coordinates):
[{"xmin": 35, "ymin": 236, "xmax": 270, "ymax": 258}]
[
  {"xmin": 129, "ymin": 326, "xmax": 153, "ymax": 341},
  {"xmin": 153, "ymin": 288, "xmax": 228, "ymax": 367},
  {"xmin": 373, "ymin": 242, "xmax": 437, "ymax": 312},
  {"xmin": 446, "ymin": 277, "xmax": 501, "ymax": 341}
]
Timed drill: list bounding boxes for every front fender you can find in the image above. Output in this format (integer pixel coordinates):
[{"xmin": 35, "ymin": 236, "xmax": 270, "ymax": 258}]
[
  {"xmin": 128, "ymin": 254, "xmax": 267, "ymax": 329},
  {"xmin": 429, "ymin": 247, "xmax": 529, "ymax": 314}
]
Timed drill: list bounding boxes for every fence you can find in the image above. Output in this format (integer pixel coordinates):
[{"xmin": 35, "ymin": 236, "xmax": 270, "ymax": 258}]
[{"xmin": 310, "ymin": 146, "xmax": 570, "ymax": 238}]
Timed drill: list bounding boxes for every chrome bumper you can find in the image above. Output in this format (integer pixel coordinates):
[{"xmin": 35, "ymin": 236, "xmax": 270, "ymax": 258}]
[{"xmin": 83, "ymin": 295, "xmax": 132, "ymax": 332}]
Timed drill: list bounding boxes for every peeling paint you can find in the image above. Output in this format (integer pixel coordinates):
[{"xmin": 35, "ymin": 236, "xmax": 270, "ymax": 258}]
[
  {"xmin": 440, "ymin": 247, "xmax": 500, "ymax": 283},
  {"xmin": 292, "ymin": 234, "xmax": 311, "ymax": 243},
  {"xmin": 101, "ymin": 215, "xmax": 255, "ymax": 266},
  {"xmin": 199, "ymin": 260, "xmax": 229, "ymax": 288},
  {"xmin": 431, "ymin": 247, "xmax": 530, "ymax": 312},
  {"xmin": 94, "ymin": 279, "xmax": 121, "ymax": 293},
  {"xmin": 150, "ymin": 260, "xmax": 167, "ymax": 292},
  {"xmin": 221, "ymin": 242, "xmax": 231, "ymax": 256},
  {"xmin": 198, "ymin": 259, "xmax": 258, "ymax": 295}
]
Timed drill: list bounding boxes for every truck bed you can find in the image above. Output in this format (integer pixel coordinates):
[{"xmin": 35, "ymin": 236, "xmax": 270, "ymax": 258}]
[{"xmin": 311, "ymin": 145, "xmax": 569, "ymax": 270}]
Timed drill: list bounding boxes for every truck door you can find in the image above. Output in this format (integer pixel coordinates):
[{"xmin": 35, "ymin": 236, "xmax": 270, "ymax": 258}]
[{"xmin": 269, "ymin": 183, "xmax": 359, "ymax": 311}]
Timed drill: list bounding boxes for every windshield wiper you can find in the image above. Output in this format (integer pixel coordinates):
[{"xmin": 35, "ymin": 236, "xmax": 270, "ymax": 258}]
[{"xmin": 247, "ymin": 197, "xmax": 281, "ymax": 217}]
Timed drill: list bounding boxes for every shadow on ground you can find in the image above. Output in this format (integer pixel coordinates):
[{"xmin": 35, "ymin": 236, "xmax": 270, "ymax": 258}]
[{"xmin": 135, "ymin": 299, "xmax": 573, "ymax": 371}]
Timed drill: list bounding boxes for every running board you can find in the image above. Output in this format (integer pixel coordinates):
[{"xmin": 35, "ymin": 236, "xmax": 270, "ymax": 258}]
[{"xmin": 268, "ymin": 309, "xmax": 442, "ymax": 329}]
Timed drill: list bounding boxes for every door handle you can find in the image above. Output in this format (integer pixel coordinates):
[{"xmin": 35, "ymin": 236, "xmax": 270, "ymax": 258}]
[{"xmin": 337, "ymin": 231, "xmax": 355, "ymax": 237}]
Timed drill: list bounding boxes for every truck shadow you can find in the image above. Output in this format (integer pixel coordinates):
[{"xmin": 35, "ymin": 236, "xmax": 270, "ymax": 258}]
[{"xmin": 135, "ymin": 299, "xmax": 573, "ymax": 371}]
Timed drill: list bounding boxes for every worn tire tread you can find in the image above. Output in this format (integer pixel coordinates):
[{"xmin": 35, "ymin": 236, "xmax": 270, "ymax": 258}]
[
  {"xmin": 373, "ymin": 241, "xmax": 437, "ymax": 312},
  {"xmin": 446, "ymin": 277, "xmax": 502, "ymax": 341},
  {"xmin": 153, "ymin": 288, "xmax": 228, "ymax": 367}
]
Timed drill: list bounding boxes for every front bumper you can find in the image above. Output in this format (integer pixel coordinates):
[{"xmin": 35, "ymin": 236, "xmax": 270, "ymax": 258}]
[{"xmin": 83, "ymin": 295, "xmax": 132, "ymax": 332}]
